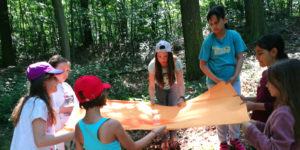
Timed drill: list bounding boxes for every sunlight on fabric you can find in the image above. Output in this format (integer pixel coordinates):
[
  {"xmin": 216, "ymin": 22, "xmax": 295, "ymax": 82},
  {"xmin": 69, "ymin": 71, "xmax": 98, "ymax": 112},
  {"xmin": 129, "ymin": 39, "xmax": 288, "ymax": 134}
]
[{"xmin": 63, "ymin": 82, "xmax": 250, "ymax": 131}]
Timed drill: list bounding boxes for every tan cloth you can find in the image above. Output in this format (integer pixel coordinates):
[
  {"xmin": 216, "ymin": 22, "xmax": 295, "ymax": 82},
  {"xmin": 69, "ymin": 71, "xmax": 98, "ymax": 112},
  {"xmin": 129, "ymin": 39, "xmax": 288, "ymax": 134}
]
[{"xmin": 64, "ymin": 82, "xmax": 249, "ymax": 130}]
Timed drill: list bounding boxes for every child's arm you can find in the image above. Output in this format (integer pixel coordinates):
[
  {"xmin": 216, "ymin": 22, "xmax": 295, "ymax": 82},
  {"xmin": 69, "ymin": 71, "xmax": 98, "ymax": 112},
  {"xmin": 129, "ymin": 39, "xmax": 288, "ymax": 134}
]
[
  {"xmin": 200, "ymin": 60, "xmax": 223, "ymax": 83},
  {"xmin": 244, "ymin": 111, "xmax": 295, "ymax": 149},
  {"xmin": 240, "ymin": 95, "xmax": 256, "ymax": 102},
  {"xmin": 148, "ymin": 72, "xmax": 156, "ymax": 105},
  {"xmin": 247, "ymin": 101, "xmax": 265, "ymax": 111},
  {"xmin": 228, "ymin": 52, "xmax": 245, "ymax": 85},
  {"xmin": 246, "ymin": 100, "xmax": 274, "ymax": 112},
  {"xmin": 74, "ymin": 123, "xmax": 84, "ymax": 150},
  {"xmin": 113, "ymin": 120, "xmax": 166, "ymax": 150},
  {"xmin": 32, "ymin": 118, "xmax": 74, "ymax": 147},
  {"xmin": 176, "ymin": 69, "xmax": 185, "ymax": 105},
  {"xmin": 59, "ymin": 106, "xmax": 73, "ymax": 113}
]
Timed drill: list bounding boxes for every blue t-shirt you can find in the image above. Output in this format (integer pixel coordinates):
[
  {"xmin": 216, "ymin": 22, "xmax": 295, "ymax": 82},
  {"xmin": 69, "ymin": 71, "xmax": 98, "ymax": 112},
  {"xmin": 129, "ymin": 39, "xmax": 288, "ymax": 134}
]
[{"xmin": 199, "ymin": 30, "xmax": 247, "ymax": 85}]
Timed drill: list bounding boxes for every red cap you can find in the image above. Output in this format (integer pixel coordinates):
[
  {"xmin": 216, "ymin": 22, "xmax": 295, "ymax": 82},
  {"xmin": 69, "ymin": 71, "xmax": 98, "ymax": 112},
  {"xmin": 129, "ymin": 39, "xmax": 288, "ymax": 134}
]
[{"xmin": 74, "ymin": 75, "xmax": 111, "ymax": 103}]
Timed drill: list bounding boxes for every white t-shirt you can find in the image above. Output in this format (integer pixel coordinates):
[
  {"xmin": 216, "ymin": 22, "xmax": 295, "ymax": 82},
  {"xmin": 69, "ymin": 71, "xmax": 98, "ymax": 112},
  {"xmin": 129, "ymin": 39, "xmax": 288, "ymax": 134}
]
[
  {"xmin": 148, "ymin": 58, "xmax": 183, "ymax": 89},
  {"xmin": 10, "ymin": 97, "xmax": 55, "ymax": 150},
  {"xmin": 50, "ymin": 82, "xmax": 79, "ymax": 150},
  {"xmin": 51, "ymin": 82, "xmax": 79, "ymax": 130}
]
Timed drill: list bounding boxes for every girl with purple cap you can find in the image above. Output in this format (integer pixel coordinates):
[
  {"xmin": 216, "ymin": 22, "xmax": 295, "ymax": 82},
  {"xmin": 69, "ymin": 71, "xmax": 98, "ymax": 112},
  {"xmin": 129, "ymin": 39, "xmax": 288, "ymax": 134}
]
[
  {"xmin": 10, "ymin": 62, "xmax": 74, "ymax": 150},
  {"xmin": 148, "ymin": 40, "xmax": 185, "ymax": 149}
]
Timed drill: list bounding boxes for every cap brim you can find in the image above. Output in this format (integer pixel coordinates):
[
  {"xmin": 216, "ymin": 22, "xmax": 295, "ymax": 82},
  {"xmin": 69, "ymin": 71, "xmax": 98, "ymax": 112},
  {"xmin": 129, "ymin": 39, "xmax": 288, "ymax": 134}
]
[
  {"xmin": 48, "ymin": 69, "xmax": 64, "ymax": 74},
  {"xmin": 103, "ymin": 83, "xmax": 111, "ymax": 89}
]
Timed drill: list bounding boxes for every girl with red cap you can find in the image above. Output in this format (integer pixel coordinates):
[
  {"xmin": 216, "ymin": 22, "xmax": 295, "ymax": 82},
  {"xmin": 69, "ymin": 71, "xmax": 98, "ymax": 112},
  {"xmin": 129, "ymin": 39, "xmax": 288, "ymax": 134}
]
[{"xmin": 74, "ymin": 75, "xmax": 167, "ymax": 150}]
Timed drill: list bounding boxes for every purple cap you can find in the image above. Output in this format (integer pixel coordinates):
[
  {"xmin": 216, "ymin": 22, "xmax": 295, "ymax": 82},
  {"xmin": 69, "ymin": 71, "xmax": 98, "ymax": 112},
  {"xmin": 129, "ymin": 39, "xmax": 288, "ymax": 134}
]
[{"xmin": 26, "ymin": 62, "xmax": 63, "ymax": 81}]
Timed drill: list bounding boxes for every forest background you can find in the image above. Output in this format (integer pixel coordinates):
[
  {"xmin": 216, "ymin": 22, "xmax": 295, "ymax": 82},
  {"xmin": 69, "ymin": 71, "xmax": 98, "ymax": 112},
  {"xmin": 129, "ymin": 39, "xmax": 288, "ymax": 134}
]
[{"xmin": 0, "ymin": 0, "xmax": 300, "ymax": 149}]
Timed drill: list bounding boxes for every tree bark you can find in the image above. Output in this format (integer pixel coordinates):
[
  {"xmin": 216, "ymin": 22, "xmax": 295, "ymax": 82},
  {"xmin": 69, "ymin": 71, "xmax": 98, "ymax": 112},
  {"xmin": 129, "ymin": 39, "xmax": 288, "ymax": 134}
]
[
  {"xmin": 180, "ymin": 0, "xmax": 203, "ymax": 81},
  {"xmin": 244, "ymin": 0, "xmax": 267, "ymax": 42},
  {"xmin": 0, "ymin": 0, "xmax": 16, "ymax": 67},
  {"xmin": 51, "ymin": 0, "xmax": 71, "ymax": 60},
  {"xmin": 80, "ymin": 0, "xmax": 93, "ymax": 48}
]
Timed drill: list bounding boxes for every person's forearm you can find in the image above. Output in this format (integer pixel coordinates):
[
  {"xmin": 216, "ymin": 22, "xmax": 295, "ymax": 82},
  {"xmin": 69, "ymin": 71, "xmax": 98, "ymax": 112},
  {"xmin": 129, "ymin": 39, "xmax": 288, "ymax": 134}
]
[
  {"xmin": 253, "ymin": 103, "xmax": 266, "ymax": 111},
  {"xmin": 245, "ymin": 96, "xmax": 256, "ymax": 102},
  {"xmin": 233, "ymin": 53, "xmax": 244, "ymax": 78},
  {"xmin": 35, "ymin": 131, "xmax": 74, "ymax": 147},
  {"xmin": 134, "ymin": 131, "xmax": 157, "ymax": 150},
  {"xmin": 177, "ymin": 83, "xmax": 185, "ymax": 98},
  {"xmin": 59, "ymin": 106, "xmax": 73, "ymax": 113},
  {"xmin": 200, "ymin": 63, "xmax": 221, "ymax": 83},
  {"xmin": 149, "ymin": 86, "xmax": 155, "ymax": 100}
]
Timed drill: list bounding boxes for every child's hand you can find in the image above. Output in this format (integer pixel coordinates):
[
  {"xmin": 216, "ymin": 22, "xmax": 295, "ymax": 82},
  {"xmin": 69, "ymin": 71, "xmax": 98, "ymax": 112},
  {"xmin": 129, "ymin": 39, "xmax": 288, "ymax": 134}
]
[
  {"xmin": 152, "ymin": 126, "xmax": 167, "ymax": 135},
  {"xmin": 238, "ymin": 95, "xmax": 247, "ymax": 104},
  {"xmin": 227, "ymin": 76, "xmax": 237, "ymax": 85},
  {"xmin": 151, "ymin": 99, "xmax": 155, "ymax": 106},
  {"xmin": 242, "ymin": 122, "xmax": 252, "ymax": 133},
  {"xmin": 177, "ymin": 97, "xmax": 185, "ymax": 107},
  {"xmin": 246, "ymin": 101, "xmax": 256, "ymax": 111}
]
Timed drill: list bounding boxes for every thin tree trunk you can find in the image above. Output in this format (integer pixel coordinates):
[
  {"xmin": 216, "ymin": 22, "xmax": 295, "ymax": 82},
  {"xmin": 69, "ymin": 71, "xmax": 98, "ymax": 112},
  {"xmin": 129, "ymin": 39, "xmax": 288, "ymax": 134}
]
[
  {"xmin": 287, "ymin": 0, "xmax": 293, "ymax": 17},
  {"xmin": 52, "ymin": 0, "xmax": 71, "ymax": 60},
  {"xmin": 18, "ymin": 0, "xmax": 26, "ymax": 47},
  {"xmin": 150, "ymin": 0, "xmax": 158, "ymax": 40},
  {"xmin": 164, "ymin": 0, "xmax": 172, "ymax": 36},
  {"xmin": 70, "ymin": 0, "xmax": 75, "ymax": 60},
  {"xmin": 91, "ymin": 0, "xmax": 98, "ymax": 44},
  {"xmin": 80, "ymin": 0, "xmax": 93, "ymax": 48},
  {"xmin": 97, "ymin": 0, "xmax": 103, "ymax": 52},
  {"xmin": 118, "ymin": 0, "xmax": 128, "ymax": 44}
]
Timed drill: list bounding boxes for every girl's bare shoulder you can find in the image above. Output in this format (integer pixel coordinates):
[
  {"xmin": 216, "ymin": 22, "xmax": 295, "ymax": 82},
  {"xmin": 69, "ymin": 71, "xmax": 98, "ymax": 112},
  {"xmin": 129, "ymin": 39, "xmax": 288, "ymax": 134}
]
[{"xmin": 104, "ymin": 118, "xmax": 122, "ymax": 129}]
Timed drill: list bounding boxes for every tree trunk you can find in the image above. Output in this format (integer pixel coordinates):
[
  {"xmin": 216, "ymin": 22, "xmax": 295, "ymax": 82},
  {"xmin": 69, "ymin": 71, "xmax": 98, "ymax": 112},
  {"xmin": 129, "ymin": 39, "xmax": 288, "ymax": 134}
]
[
  {"xmin": 118, "ymin": 0, "xmax": 128, "ymax": 44},
  {"xmin": 97, "ymin": 0, "xmax": 103, "ymax": 51},
  {"xmin": 0, "ymin": 0, "xmax": 16, "ymax": 67},
  {"xmin": 244, "ymin": 0, "xmax": 267, "ymax": 42},
  {"xmin": 180, "ymin": 0, "xmax": 203, "ymax": 81},
  {"xmin": 70, "ymin": 0, "xmax": 75, "ymax": 60},
  {"xmin": 80, "ymin": 0, "xmax": 93, "ymax": 48},
  {"xmin": 51, "ymin": 0, "xmax": 70, "ymax": 60},
  {"xmin": 286, "ymin": 0, "xmax": 293, "ymax": 17},
  {"xmin": 150, "ymin": 0, "xmax": 159, "ymax": 40}
]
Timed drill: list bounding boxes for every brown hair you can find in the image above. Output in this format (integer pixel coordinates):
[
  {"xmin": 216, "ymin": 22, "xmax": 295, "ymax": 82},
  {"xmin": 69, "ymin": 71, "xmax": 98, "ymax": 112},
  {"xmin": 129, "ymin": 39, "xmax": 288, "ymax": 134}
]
[
  {"xmin": 11, "ymin": 74, "xmax": 56, "ymax": 126},
  {"xmin": 79, "ymin": 91, "xmax": 107, "ymax": 109},
  {"xmin": 48, "ymin": 55, "xmax": 70, "ymax": 68},
  {"xmin": 154, "ymin": 53, "xmax": 180, "ymax": 88},
  {"xmin": 267, "ymin": 59, "xmax": 300, "ymax": 139}
]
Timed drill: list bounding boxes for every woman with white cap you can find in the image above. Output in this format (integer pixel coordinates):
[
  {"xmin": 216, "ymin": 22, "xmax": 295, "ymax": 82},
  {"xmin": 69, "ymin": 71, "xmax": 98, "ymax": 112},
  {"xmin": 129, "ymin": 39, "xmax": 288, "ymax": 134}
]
[{"xmin": 148, "ymin": 40, "xmax": 185, "ymax": 149}]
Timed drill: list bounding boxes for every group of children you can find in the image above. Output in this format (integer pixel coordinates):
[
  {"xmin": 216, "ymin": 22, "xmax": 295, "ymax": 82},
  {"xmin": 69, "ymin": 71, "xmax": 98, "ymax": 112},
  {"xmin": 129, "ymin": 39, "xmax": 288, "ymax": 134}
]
[{"xmin": 10, "ymin": 5, "xmax": 300, "ymax": 150}]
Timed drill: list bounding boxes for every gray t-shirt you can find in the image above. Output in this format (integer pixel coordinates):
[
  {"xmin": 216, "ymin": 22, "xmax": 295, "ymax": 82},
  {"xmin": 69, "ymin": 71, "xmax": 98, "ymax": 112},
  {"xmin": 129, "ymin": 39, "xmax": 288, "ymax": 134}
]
[{"xmin": 148, "ymin": 58, "xmax": 183, "ymax": 89}]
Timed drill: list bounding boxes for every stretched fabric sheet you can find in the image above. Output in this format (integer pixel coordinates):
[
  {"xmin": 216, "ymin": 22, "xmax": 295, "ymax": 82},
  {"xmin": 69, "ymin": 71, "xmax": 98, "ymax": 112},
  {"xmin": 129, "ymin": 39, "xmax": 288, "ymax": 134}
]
[{"xmin": 64, "ymin": 82, "xmax": 250, "ymax": 130}]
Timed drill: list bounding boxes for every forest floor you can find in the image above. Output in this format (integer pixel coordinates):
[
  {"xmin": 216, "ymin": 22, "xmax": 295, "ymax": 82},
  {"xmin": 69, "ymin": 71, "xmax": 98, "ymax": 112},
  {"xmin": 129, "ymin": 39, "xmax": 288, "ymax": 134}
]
[{"xmin": 143, "ymin": 23, "xmax": 300, "ymax": 150}]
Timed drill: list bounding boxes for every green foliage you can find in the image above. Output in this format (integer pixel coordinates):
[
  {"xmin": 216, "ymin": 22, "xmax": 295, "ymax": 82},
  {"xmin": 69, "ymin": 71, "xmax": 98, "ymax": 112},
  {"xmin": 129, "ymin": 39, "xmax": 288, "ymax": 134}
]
[
  {"xmin": 66, "ymin": 60, "xmax": 149, "ymax": 101},
  {"xmin": 0, "ymin": 66, "xmax": 27, "ymax": 149}
]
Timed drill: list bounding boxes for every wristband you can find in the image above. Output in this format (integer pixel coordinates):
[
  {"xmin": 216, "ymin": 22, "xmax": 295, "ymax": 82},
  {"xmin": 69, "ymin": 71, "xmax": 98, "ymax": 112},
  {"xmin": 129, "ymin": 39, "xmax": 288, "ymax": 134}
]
[{"xmin": 179, "ymin": 96, "xmax": 185, "ymax": 100}]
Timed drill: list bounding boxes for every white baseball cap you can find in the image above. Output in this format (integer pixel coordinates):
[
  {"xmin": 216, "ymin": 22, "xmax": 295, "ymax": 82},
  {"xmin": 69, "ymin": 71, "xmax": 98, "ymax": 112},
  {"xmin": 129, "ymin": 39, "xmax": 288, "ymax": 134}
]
[{"xmin": 155, "ymin": 40, "xmax": 171, "ymax": 52}]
